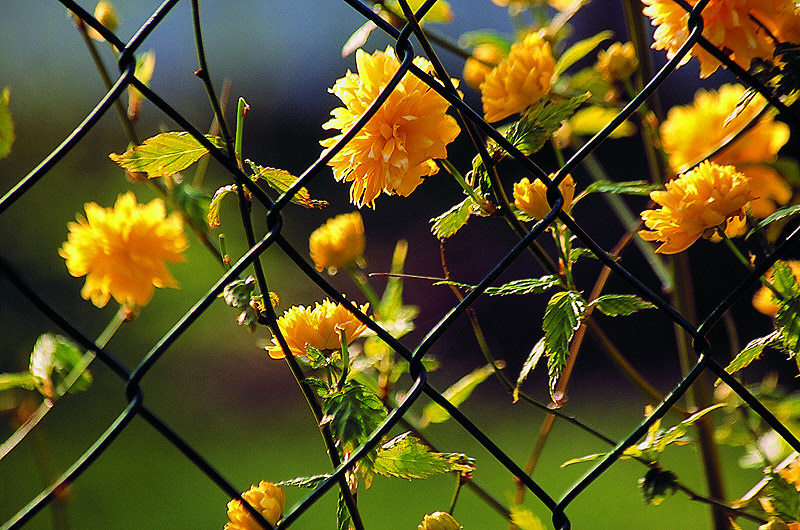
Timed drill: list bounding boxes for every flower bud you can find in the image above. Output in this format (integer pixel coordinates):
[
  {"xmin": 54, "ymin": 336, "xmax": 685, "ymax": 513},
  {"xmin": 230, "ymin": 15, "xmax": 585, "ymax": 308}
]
[
  {"xmin": 88, "ymin": 1, "xmax": 119, "ymax": 41},
  {"xmin": 463, "ymin": 43, "xmax": 505, "ymax": 91},
  {"xmin": 595, "ymin": 42, "xmax": 638, "ymax": 82},
  {"xmin": 513, "ymin": 174, "xmax": 575, "ymax": 220},
  {"xmin": 225, "ymin": 481, "xmax": 286, "ymax": 529},
  {"xmin": 418, "ymin": 511, "xmax": 461, "ymax": 530}
]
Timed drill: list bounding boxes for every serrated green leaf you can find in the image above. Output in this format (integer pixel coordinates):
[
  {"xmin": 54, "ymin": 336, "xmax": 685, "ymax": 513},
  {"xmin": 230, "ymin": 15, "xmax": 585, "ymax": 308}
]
[
  {"xmin": 772, "ymin": 261, "xmax": 800, "ymax": 299},
  {"xmin": 569, "ymin": 247, "xmax": 600, "ymax": 262},
  {"xmin": 543, "ymin": 291, "xmax": 585, "ymax": 398},
  {"xmin": 320, "ymin": 381, "xmax": 387, "ymax": 452},
  {"xmin": 276, "ymin": 474, "xmax": 331, "ymax": 488},
  {"xmin": 767, "ymin": 471, "xmax": 800, "ymax": 523},
  {"xmin": 421, "ymin": 362, "xmax": 503, "ymax": 425},
  {"xmin": 724, "ymin": 331, "xmax": 783, "ymax": 375},
  {"xmin": 247, "ymin": 160, "xmax": 328, "ymax": 209},
  {"xmin": 776, "ymin": 298, "xmax": 800, "ymax": 354},
  {"xmin": 0, "ymin": 87, "xmax": 14, "ymax": 159},
  {"xmin": 509, "ymin": 505, "xmax": 546, "ymax": 530},
  {"xmin": 581, "ymin": 180, "xmax": 661, "ymax": 196},
  {"xmin": 29, "ymin": 334, "xmax": 92, "ymax": 399},
  {"xmin": 0, "ymin": 372, "xmax": 37, "ymax": 391},
  {"xmin": 514, "ymin": 338, "xmax": 545, "ymax": 402},
  {"xmin": 749, "ymin": 205, "xmax": 800, "ymax": 237},
  {"xmin": 555, "ymin": 30, "xmax": 614, "ymax": 77},
  {"xmin": 569, "ymin": 106, "xmax": 636, "ymax": 138},
  {"xmin": 430, "ymin": 197, "xmax": 477, "ymax": 239},
  {"xmin": 433, "ymin": 275, "xmax": 563, "ymax": 296},
  {"xmin": 591, "ymin": 294, "xmax": 656, "ymax": 316},
  {"xmin": 373, "ymin": 433, "xmax": 453, "ymax": 480},
  {"xmin": 207, "ymin": 184, "xmax": 237, "ymax": 228},
  {"xmin": 500, "ymin": 94, "xmax": 590, "ymax": 157},
  {"xmin": 109, "ymin": 132, "xmax": 225, "ymax": 178}
]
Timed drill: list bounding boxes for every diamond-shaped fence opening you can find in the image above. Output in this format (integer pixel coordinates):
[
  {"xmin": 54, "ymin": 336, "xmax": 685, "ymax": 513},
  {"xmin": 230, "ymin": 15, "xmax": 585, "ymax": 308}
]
[{"xmin": 2, "ymin": 0, "xmax": 800, "ymax": 529}]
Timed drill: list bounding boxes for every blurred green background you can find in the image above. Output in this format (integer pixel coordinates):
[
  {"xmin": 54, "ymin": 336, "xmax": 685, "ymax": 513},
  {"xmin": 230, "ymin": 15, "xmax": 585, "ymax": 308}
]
[{"xmin": 0, "ymin": 1, "xmax": 785, "ymax": 528}]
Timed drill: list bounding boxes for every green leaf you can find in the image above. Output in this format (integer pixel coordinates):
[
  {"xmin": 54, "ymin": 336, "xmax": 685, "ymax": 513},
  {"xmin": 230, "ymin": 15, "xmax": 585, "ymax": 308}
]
[
  {"xmin": 29, "ymin": 334, "xmax": 92, "ymax": 399},
  {"xmin": 543, "ymin": 291, "xmax": 585, "ymax": 398},
  {"xmin": 430, "ymin": 197, "xmax": 478, "ymax": 239},
  {"xmin": 555, "ymin": 30, "xmax": 614, "ymax": 77},
  {"xmin": 749, "ymin": 205, "xmax": 800, "ymax": 237},
  {"xmin": 421, "ymin": 362, "xmax": 504, "ymax": 425},
  {"xmin": 590, "ymin": 294, "xmax": 656, "ymax": 316},
  {"xmin": 499, "ymin": 94, "xmax": 590, "ymax": 157},
  {"xmin": 639, "ymin": 467, "xmax": 678, "ymax": 505},
  {"xmin": 0, "ymin": 87, "xmax": 14, "ymax": 159},
  {"xmin": 724, "ymin": 331, "xmax": 783, "ymax": 375},
  {"xmin": 767, "ymin": 471, "xmax": 800, "ymax": 523},
  {"xmin": 434, "ymin": 275, "xmax": 563, "ymax": 296},
  {"xmin": 169, "ymin": 181, "xmax": 211, "ymax": 233},
  {"xmin": 776, "ymin": 298, "xmax": 800, "ymax": 354},
  {"xmin": 319, "ymin": 380, "xmax": 387, "ymax": 452},
  {"xmin": 568, "ymin": 106, "xmax": 636, "ymax": 138},
  {"xmin": 337, "ymin": 492, "xmax": 353, "ymax": 530},
  {"xmin": 557, "ymin": 67, "xmax": 616, "ymax": 103},
  {"xmin": 380, "ymin": 240, "xmax": 408, "ymax": 320},
  {"xmin": 581, "ymin": 180, "xmax": 661, "ymax": 196},
  {"xmin": 207, "ymin": 184, "xmax": 237, "ymax": 228},
  {"xmin": 223, "ymin": 276, "xmax": 259, "ymax": 332},
  {"xmin": 514, "ymin": 338, "xmax": 545, "ymax": 402},
  {"xmin": 276, "ymin": 474, "xmax": 331, "ymax": 488},
  {"xmin": 772, "ymin": 260, "xmax": 800, "ymax": 299},
  {"xmin": 373, "ymin": 433, "xmax": 455, "ymax": 480},
  {"xmin": 656, "ymin": 404, "xmax": 725, "ymax": 451},
  {"xmin": 561, "ymin": 452, "xmax": 608, "ymax": 467},
  {"xmin": 109, "ymin": 132, "xmax": 225, "ymax": 178},
  {"xmin": 458, "ymin": 30, "xmax": 512, "ymax": 54},
  {"xmin": 509, "ymin": 505, "xmax": 546, "ymax": 530},
  {"xmin": 247, "ymin": 160, "xmax": 328, "ymax": 209},
  {"xmin": 569, "ymin": 247, "xmax": 600, "ymax": 262},
  {"xmin": 0, "ymin": 372, "xmax": 37, "ymax": 391}
]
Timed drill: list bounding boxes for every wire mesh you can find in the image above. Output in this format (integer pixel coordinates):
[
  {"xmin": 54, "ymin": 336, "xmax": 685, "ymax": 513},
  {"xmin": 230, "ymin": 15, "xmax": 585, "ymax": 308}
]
[{"xmin": 2, "ymin": 0, "xmax": 799, "ymax": 528}]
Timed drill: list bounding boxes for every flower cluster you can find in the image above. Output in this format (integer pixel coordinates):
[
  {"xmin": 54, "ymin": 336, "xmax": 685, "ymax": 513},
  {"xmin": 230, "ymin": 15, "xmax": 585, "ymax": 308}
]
[
  {"xmin": 224, "ymin": 481, "xmax": 286, "ymax": 530},
  {"xmin": 59, "ymin": 192, "xmax": 188, "ymax": 308},
  {"xmin": 639, "ymin": 161, "xmax": 754, "ymax": 254},
  {"xmin": 513, "ymin": 174, "xmax": 575, "ymax": 220},
  {"xmin": 321, "ymin": 46, "xmax": 461, "ymax": 207},
  {"xmin": 308, "ymin": 212, "xmax": 365, "ymax": 273},
  {"xmin": 480, "ymin": 32, "xmax": 556, "ymax": 122},
  {"xmin": 266, "ymin": 298, "xmax": 369, "ymax": 359}
]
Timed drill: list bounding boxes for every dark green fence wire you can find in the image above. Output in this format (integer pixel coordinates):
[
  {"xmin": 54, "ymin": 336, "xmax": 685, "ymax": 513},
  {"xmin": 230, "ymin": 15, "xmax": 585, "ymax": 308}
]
[{"xmin": 2, "ymin": 0, "xmax": 800, "ymax": 528}]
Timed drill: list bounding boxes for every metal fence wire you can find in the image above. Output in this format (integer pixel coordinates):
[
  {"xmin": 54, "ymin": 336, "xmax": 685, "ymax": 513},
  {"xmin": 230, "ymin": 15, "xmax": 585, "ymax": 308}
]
[{"xmin": 3, "ymin": 0, "xmax": 800, "ymax": 528}]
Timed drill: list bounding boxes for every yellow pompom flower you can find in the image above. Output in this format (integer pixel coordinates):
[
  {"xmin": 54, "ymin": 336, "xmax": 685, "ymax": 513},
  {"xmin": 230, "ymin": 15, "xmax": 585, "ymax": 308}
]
[
  {"xmin": 224, "ymin": 481, "xmax": 286, "ymax": 530},
  {"xmin": 321, "ymin": 46, "xmax": 461, "ymax": 207},
  {"xmin": 418, "ymin": 511, "xmax": 462, "ymax": 530},
  {"xmin": 480, "ymin": 32, "xmax": 556, "ymax": 123},
  {"xmin": 266, "ymin": 298, "xmax": 369, "ymax": 359},
  {"xmin": 463, "ymin": 43, "xmax": 506, "ymax": 91},
  {"xmin": 641, "ymin": 0, "xmax": 793, "ymax": 78},
  {"xmin": 661, "ymin": 84, "xmax": 792, "ymax": 217},
  {"xmin": 596, "ymin": 42, "xmax": 639, "ymax": 82},
  {"xmin": 639, "ymin": 161, "xmax": 755, "ymax": 254},
  {"xmin": 59, "ymin": 192, "xmax": 188, "ymax": 308},
  {"xmin": 309, "ymin": 212, "xmax": 366, "ymax": 273},
  {"xmin": 513, "ymin": 174, "xmax": 575, "ymax": 220},
  {"xmin": 752, "ymin": 261, "xmax": 800, "ymax": 317}
]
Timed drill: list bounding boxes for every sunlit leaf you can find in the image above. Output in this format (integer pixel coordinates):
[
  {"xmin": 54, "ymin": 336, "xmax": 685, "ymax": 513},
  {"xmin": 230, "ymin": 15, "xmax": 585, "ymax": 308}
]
[
  {"xmin": 430, "ymin": 197, "xmax": 478, "ymax": 239},
  {"xmin": 543, "ymin": 290, "xmax": 585, "ymax": 399},
  {"xmin": 247, "ymin": 160, "xmax": 328, "ymax": 209},
  {"xmin": 554, "ymin": 30, "xmax": 614, "ymax": 77},
  {"xmin": 498, "ymin": 94, "xmax": 590, "ymax": 157},
  {"xmin": 569, "ymin": 106, "xmax": 636, "ymax": 138},
  {"xmin": 514, "ymin": 338, "xmax": 545, "ymax": 402},
  {"xmin": 0, "ymin": 87, "xmax": 14, "ymax": 159},
  {"xmin": 767, "ymin": 471, "xmax": 800, "ymax": 523},
  {"xmin": 109, "ymin": 132, "xmax": 225, "ymax": 178},
  {"xmin": 749, "ymin": 205, "xmax": 800, "ymax": 237},
  {"xmin": 580, "ymin": 180, "xmax": 660, "ymax": 196},
  {"xmin": 590, "ymin": 294, "xmax": 656, "ymax": 316},
  {"xmin": 776, "ymin": 298, "xmax": 800, "ymax": 354},
  {"xmin": 434, "ymin": 275, "xmax": 563, "ymax": 296},
  {"xmin": 29, "ymin": 333, "xmax": 92, "ymax": 399},
  {"xmin": 421, "ymin": 362, "xmax": 504, "ymax": 425},
  {"xmin": 724, "ymin": 331, "xmax": 783, "ymax": 376},
  {"xmin": 207, "ymin": 184, "xmax": 237, "ymax": 228},
  {"xmin": 373, "ymin": 432, "xmax": 461, "ymax": 480},
  {"xmin": 276, "ymin": 474, "xmax": 331, "ymax": 489},
  {"xmin": 320, "ymin": 380, "xmax": 387, "ymax": 452},
  {"xmin": 772, "ymin": 260, "xmax": 800, "ymax": 299},
  {"xmin": 509, "ymin": 505, "xmax": 546, "ymax": 530}
]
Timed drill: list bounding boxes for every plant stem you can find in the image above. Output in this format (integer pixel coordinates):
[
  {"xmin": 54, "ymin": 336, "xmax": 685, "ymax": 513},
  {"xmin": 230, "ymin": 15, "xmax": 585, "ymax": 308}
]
[{"xmin": 345, "ymin": 267, "xmax": 382, "ymax": 312}]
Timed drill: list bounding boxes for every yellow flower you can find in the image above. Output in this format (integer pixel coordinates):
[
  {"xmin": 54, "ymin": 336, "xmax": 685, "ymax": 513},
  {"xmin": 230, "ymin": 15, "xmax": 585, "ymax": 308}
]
[
  {"xmin": 595, "ymin": 42, "xmax": 639, "ymax": 82},
  {"xmin": 661, "ymin": 84, "xmax": 792, "ymax": 217},
  {"xmin": 418, "ymin": 511, "xmax": 462, "ymax": 530},
  {"xmin": 463, "ymin": 43, "xmax": 506, "ymax": 91},
  {"xmin": 513, "ymin": 174, "xmax": 575, "ymax": 220},
  {"xmin": 480, "ymin": 32, "xmax": 556, "ymax": 123},
  {"xmin": 639, "ymin": 161, "xmax": 755, "ymax": 254},
  {"xmin": 59, "ymin": 192, "xmax": 187, "ymax": 308},
  {"xmin": 642, "ymin": 0, "xmax": 793, "ymax": 78},
  {"xmin": 224, "ymin": 481, "xmax": 285, "ymax": 530},
  {"xmin": 780, "ymin": 458, "xmax": 800, "ymax": 492},
  {"xmin": 752, "ymin": 261, "xmax": 800, "ymax": 317},
  {"xmin": 321, "ymin": 47, "xmax": 461, "ymax": 207},
  {"xmin": 266, "ymin": 299, "xmax": 369, "ymax": 359},
  {"xmin": 309, "ymin": 212, "xmax": 366, "ymax": 273}
]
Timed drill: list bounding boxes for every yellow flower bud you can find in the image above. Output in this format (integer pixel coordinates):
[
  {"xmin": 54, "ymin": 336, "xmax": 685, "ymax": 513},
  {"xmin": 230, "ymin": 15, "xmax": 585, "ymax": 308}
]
[
  {"xmin": 309, "ymin": 212, "xmax": 366, "ymax": 273},
  {"xmin": 225, "ymin": 481, "xmax": 285, "ymax": 529},
  {"xmin": 513, "ymin": 174, "xmax": 575, "ymax": 220},
  {"xmin": 88, "ymin": 1, "xmax": 120, "ymax": 41},
  {"xmin": 418, "ymin": 511, "xmax": 461, "ymax": 530},
  {"xmin": 463, "ymin": 43, "xmax": 506, "ymax": 91},
  {"xmin": 595, "ymin": 42, "xmax": 638, "ymax": 82}
]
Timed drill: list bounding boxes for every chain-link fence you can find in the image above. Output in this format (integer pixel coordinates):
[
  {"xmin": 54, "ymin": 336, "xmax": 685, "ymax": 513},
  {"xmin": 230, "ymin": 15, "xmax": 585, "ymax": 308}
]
[{"xmin": 2, "ymin": 0, "xmax": 800, "ymax": 528}]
